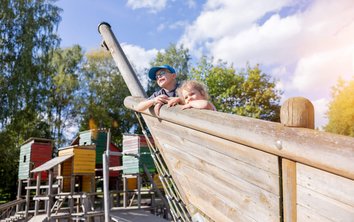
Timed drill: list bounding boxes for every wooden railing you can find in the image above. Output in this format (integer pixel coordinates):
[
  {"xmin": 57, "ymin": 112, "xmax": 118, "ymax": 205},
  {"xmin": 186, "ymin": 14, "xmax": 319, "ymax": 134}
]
[
  {"xmin": 124, "ymin": 96, "xmax": 354, "ymax": 222},
  {"xmin": 124, "ymin": 96, "xmax": 354, "ymax": 180}
]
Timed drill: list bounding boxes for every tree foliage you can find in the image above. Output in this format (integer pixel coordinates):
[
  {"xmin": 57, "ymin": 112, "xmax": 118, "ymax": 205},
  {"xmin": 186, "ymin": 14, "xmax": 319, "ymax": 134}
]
[
  {"xmin": 325, "ymin": 78, "xmax": 354, "ymax": 136},
  {"xmin": 48, "ymin": 45, "xmax": 83, "ymax": 147},
  {"xmin": 0, "ymin": 0, "xmax": 61, "ymax": 201},
  {"xmin": 191, "ymin": 57, "xmax": 282, "ymax": 121},
  {"xmin": 79, "ymin": 49, "xmax": 137, "ymax": 146}
]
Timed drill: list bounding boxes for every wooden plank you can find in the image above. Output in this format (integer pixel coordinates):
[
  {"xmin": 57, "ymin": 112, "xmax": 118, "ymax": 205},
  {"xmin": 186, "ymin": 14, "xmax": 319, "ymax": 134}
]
[
  {"xmin": 282, "ymin": 159, "xmax": 297, "ymax": 222},
  {"xmin": 151, "ymin": 124, "xmax": 279, "ymax": 195},
  {"xmin": 297, "ymin": 185, "xmax": 354, "ymax": 222},
  {"xmin": 168, "ymin": 154, "xmax": 259, "ymax": 222},
  {"xmin": 147, "ymin": 115, "xmax": 278, "ymax": 174},
  {"xmin": 297, "ymin": 163, "xmax": 354, "ymax": 207},
  {"xmin": 34, "ymin": 173, "xmax": 41, "ymax": 215},
  {"xmin": 125, "ymin": 96, "xmax": 354, "ymax": 180},
  {"xmin": 145, "ymin": 126, "xmax": 191, "ymax": 207},
  {"xmin": 297, "ymin": 205, "xmax": 334, "ymax": 222},
  {"xmin": 161, "ymin": 142, "xmax": 280, "ymax": 222},
  {"xmin": 18, "ymin": 143, "xmax": 32, "ymax": 179}
]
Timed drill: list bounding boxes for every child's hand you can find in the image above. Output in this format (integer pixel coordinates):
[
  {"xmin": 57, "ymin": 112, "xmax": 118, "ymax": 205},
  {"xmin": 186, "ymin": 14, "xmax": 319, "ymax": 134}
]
[
  {"xmin": 154, "ymin": 95, "xmax": 169, "ymax": 105},
  {"xmin": 154, "ymin": 103, "xmax": 163, "ymax": 116},
  {"xmin": 167, "ymin": 97, "xmax": 181, "ymax": 107}
]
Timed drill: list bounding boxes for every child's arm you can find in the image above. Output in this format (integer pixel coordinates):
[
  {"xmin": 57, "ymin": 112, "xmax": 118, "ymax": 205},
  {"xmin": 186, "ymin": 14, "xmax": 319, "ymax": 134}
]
[
  {"xmin": 167, "ymin": 97, "xmax": 182, "ymax": 107},
  {"xmin": 135, "ymin": 95, "xmax": 169, "ymax": 112},
  {"xmin": 181, "ymin": 100, "xmax": 216, "ymax": 111}
]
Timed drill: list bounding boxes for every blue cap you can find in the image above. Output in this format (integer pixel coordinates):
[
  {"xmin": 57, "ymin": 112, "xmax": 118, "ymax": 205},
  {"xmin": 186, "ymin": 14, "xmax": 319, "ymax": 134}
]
[{"xmin": 148, "ymin": 64, "xmax": 176, "ymax": 80}]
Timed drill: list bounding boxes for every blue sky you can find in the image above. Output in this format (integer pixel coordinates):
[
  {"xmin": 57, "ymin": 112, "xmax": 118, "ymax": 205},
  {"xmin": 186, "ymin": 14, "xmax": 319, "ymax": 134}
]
[
  {"xmin": 57, "ymin": 0, "xmax": 202, "ymax": 50},
  {"xmin": 56, "ymin": 0, "xmax": 354, "ymax": 129}
]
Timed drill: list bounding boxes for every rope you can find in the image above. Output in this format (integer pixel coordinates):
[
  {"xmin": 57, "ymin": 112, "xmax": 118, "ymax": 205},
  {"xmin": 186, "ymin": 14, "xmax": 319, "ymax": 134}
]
[{"xmin": 134, "ymin": 112, "xmax": 192, "ymax": 222}]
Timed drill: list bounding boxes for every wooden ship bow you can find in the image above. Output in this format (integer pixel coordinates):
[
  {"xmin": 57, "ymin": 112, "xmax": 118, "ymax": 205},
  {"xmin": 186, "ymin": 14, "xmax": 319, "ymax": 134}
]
[{"xmin": 98, "ymin": 22, "xmax": 354, "ymax": 222}]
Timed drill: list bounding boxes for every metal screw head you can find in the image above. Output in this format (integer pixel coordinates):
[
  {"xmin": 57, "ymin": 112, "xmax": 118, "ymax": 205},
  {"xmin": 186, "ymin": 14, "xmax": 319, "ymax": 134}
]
[{"xmin": 276, "ymin": 140, "xmax": 282, "ymax": 150}]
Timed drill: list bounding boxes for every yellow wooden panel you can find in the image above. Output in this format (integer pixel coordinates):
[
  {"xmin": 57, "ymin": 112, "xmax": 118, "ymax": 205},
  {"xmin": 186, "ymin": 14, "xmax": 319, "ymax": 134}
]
[
  {"xmin": 73, "ymin": 148, "xmax": 96, "ymax": 174},
  {"xmin": 127, "ymin": 177, "xmax": 137, "ymax": 190},
  {"xmin": 153, "ymin": 174, "xmax": 163, "ymax": 189},
  {"xmin": 82, "ymin": 175, "xmax": 94, "ymax": 192},
  {"xmin": 62, "ymin": 159, "xmax": 72, "ymax": 192}
]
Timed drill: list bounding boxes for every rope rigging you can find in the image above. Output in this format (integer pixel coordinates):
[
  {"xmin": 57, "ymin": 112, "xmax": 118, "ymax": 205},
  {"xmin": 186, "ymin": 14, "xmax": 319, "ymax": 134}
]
[{"xmin": 134, "ymin": 112, "xmax": 192, "ymax": 222}]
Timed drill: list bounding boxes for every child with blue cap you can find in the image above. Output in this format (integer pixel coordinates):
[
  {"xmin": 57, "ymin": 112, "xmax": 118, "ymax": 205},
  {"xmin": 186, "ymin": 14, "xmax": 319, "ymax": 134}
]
[{"xmin": 136, "ymin": 64, "xmax": 180, "ymax": 115}]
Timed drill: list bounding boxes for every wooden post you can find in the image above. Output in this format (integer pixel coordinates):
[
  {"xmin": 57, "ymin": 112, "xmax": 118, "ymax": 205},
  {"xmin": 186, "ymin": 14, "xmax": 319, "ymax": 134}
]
[
  {"xmin": 47, "ymin": 169, "xmax": 53, "ymax": 219},
  {"xmin": 25, "ymin": 178, "xmax": 30, "ymax": 219},
  {"xmin": 34, "ymin": 173, "xmax": 42, "ymax": 215},
  {"xmin": 281, "ymin": 97, "xmax": 314, "ymax": 222},
  {"xmin": 70, "ymin": 175, "xmax": 75, "ymax": 214},
  {"xmin": 123, "ymin": 176, "xmax": 127, "ymax": 208},
  {"xmin": 103, "ymin": 152, "xmax": 110, "ymax": 221},
  {"xmin": 137, "ymin": 174, "xmax": 141, "ymax": 209},
  {"xmin": 16, "ymin": 179, "xmax": 22, "ymax": 213},
  {"xmin": 280, "ymin": 97, "xmax": 314, "ymax": 129},
  {"xmin": 58, "ymin": 163, "xmax": 62, "ymax": 194},
  {"xmin": 91, "ymin": 175, "xmax": 95, "ymax": 210}
]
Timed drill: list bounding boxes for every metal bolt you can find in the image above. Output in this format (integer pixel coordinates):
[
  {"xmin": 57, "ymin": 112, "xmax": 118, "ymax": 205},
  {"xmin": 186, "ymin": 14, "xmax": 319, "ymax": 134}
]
[{"xmin": 276, "ymin": 140, "xmax": 283, "ymax": 150}]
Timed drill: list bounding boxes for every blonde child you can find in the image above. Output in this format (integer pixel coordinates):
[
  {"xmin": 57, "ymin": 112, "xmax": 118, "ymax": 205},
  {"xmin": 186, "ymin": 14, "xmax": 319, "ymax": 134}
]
[{"xmin": 174, "ymin": 80, "xmax": 216, "ymax": 111}]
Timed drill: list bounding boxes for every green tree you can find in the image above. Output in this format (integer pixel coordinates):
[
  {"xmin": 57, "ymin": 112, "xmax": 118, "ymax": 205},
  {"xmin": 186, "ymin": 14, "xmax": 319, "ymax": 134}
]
[
  {"xmin": 191, "ymin": 57, "xmax": 282, "ymax": 121},
  {"xmin": 147, "ymin": 44, "xmax": 191, "ymax": 95},
  {"xmin": 0, "ymin": 0, "xmax": 61, "ymax": 201},
  {"xmin": 325, "ymin": 78, "xmax": 354, "ymax": 136},
  {"xmin": 47, "ymin": 45, "xmax": 83, "ymax": 148},
  {"xmin": 78, "ymin": 49, "xmax": 137, "ymax": 146}
]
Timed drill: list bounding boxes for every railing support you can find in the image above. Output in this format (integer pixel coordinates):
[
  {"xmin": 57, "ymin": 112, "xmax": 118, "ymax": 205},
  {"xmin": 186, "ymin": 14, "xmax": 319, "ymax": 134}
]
[{"xmin": 280, "ymin": 97, "xmax": 314, "ymax": 222}]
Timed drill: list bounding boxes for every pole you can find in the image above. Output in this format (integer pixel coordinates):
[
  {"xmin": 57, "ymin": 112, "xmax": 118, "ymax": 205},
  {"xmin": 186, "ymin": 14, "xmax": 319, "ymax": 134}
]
[
  {"xmin": 98, "ymin": 22, "xmax": 146, "ymax": 98},
  {"xmin": 103, "ymin": 152, "xmax": 110, "ymax": 221}
]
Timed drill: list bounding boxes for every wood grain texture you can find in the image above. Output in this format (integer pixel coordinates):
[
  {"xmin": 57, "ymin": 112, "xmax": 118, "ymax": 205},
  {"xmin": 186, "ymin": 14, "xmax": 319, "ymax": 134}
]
[
  {"xmin": 125, "ymin": 96, "xmax": 354, "ymax": 180},
  {"xmin": 144, "ymin": 115, "xmax": 281, "ymax": 222},
  {"xmin": 282, "ymin": 159, "xmax": 297, "ymax": 222},
  {"xmin": 296, "ymin": 163, "xmax": 354, "ymax": 222}
]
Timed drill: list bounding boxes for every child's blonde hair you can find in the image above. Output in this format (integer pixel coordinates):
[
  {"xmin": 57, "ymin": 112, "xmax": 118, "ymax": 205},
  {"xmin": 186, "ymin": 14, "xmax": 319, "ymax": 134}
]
[{"xmin": 177, "ymin": 80, "xmax": 210, "ymax": 102}]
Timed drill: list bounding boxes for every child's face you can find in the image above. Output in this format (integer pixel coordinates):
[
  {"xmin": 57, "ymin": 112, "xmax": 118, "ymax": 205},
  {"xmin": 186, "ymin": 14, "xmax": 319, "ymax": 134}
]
[
  {"xmin": 182, "ymin": 88, "xmax": 205, "ymax": 104},
  {"xmin": 156, "ymin": 69, "xmax": 176, "ymax": 88}
]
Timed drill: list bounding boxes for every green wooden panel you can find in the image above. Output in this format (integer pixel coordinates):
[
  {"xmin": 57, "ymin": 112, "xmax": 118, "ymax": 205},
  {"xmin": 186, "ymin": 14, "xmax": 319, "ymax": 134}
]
[
  {"xmin": 18, "ymin": 142, "xmax": 32, "ymax": 179},
  {"xmin": 122, "ymin": 155, "xmax": 139, "ymax": 174},
  {"xmin": 122, "ymin": 135, "xmax": 156, "ymax": 175},
  {"xmin": 79, "ymin": 130, "xmax": 107, "ymax": 164},
  {"xmin": 139, "ymin": 147, "xmax": 155, "ymax": 173}
]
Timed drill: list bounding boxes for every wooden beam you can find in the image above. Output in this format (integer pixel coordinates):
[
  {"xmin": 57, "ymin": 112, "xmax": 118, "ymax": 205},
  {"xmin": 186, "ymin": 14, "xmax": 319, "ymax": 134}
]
[
  {"xmin": 16, "ymin": 179, "xmax": 22, "ymax": 213},
  {"xmin": 282, "ymin": 159, "xmax": 297, "ymax": 222},
  {"xmin": 124, "ymin": 96, "xmax": 354, "ymax": 180},
  {"xmin": 25, "ymin": 178, "xmax": 30, "ymax": 219},
  {"xmin": 34, "ymin": 173, "xmax": 42, "ymax": 215},
  {"xmin": 47, "ymin": 169, "xmax": 53, "ymax": 219},
  {"xmin": 98, "ymin": 22, "xmax": 146, "ymax": 98}
]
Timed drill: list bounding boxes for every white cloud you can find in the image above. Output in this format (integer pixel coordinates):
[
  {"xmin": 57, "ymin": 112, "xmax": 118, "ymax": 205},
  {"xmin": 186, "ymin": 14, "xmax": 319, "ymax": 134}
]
[
  {"xmin": 126, "ymin": 0, "xmax": 167, "ymax": 12},
  {"xmin": 121, "ymin": 43, "xmax": 160, "ymax": 88},
  {"xmin": 178, "ymin": 0, "xmax": 354, "ymax": 128},
  {"xmin": 312, "ymin": 98, "xmax": 329, "ymax": 130},
  {"xmin": 169, "ymin": 20, "xmax": 189, "ymax": 30},
  {"xmin": 290, "ymin": 46, "xmax": 353, "ymax": 97}
]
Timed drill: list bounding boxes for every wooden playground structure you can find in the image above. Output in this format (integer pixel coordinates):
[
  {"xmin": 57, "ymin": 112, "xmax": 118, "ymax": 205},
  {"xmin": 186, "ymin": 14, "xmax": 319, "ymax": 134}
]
[
  {"xmin": 1, "ymin": 22, "xmax": 353, "ymax": 222},
  {"xmin": 0, "ymin": 131, "xmax": 168, "ymax": 222}
]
